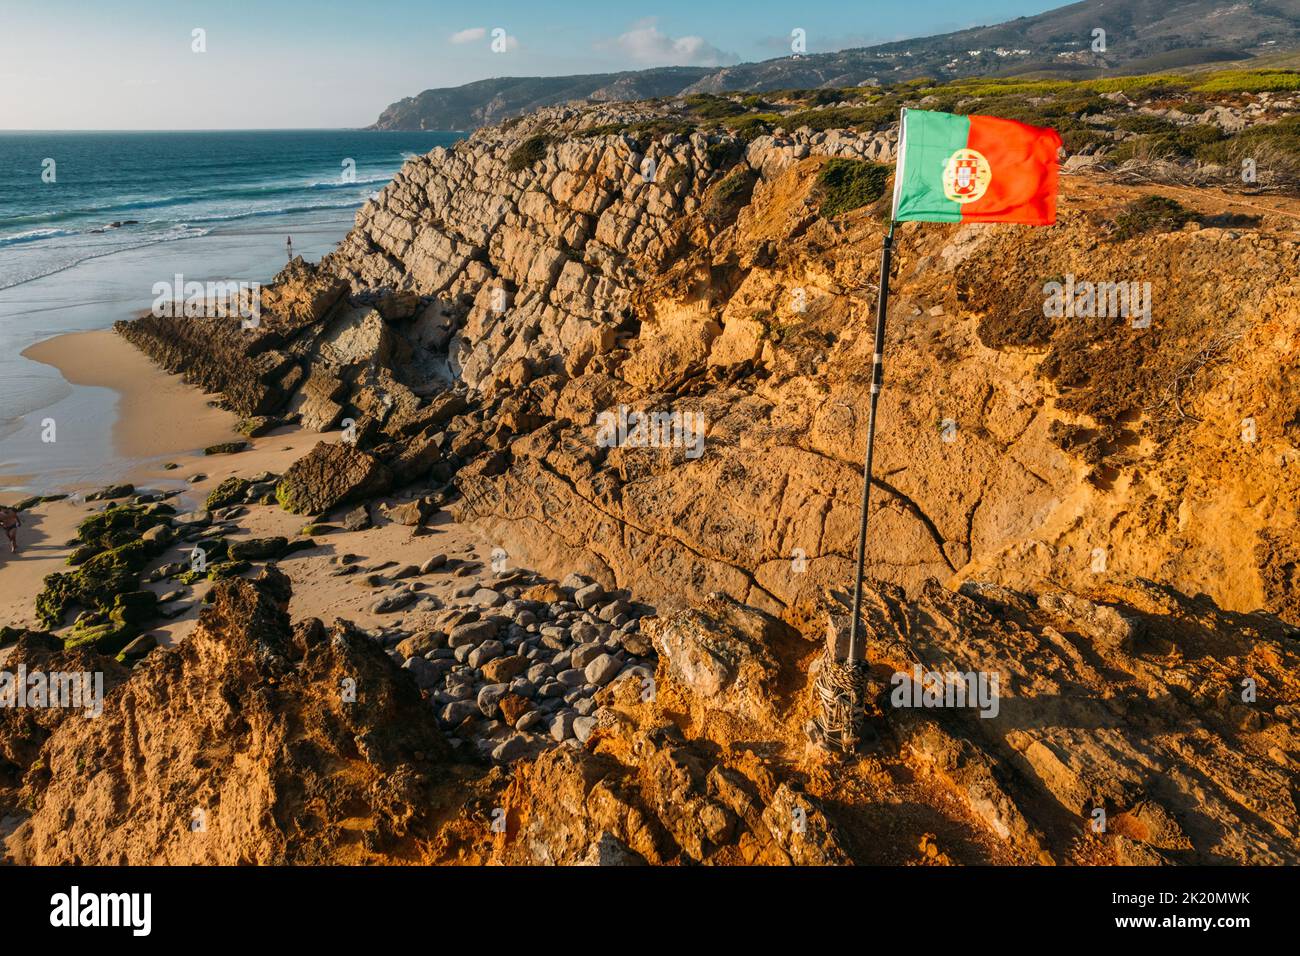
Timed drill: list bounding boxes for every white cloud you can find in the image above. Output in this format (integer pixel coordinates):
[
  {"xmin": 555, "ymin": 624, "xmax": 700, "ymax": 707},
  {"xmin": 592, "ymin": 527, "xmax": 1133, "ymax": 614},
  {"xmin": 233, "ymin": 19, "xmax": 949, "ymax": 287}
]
[
  {"xmin": 604, "ymin": 18, "xmax": 738, "ymax": 67},
  {"xmin": 449, "ymin": 26, "xmax": 518, "ymax": 51}
]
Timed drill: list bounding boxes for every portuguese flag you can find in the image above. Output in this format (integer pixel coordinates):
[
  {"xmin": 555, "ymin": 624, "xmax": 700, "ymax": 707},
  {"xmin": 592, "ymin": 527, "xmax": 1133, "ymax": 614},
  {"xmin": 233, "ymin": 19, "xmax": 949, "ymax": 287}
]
[{"xmin": 890, "ymin": 108, "xmax": 1062, "ymax": 225}]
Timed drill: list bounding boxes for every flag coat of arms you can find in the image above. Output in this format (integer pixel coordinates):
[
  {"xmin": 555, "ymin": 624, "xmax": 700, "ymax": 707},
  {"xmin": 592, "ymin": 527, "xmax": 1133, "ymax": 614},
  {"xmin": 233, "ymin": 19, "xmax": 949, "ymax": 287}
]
[{"xmin": 891, "ymin": 108, "xmax": 1063, "ymax": 225}]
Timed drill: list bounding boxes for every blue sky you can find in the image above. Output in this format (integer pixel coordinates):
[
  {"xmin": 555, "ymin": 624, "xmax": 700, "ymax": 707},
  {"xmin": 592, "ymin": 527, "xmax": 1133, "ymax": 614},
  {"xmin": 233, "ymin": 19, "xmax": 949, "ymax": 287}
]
[{"xmin": 0, "ymin": 0, "xmax": 1059, "ymax": 129}]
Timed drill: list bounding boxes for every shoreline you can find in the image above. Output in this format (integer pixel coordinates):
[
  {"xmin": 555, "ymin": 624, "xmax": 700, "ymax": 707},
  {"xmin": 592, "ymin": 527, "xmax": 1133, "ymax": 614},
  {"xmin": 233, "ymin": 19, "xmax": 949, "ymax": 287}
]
[
  {"xmin": 19, "ymin": 328, "xmax": 244, "ymax": 487},
  {"xmin": 0, "ymin": 330, "xmax": 501, "ymax": 645}
]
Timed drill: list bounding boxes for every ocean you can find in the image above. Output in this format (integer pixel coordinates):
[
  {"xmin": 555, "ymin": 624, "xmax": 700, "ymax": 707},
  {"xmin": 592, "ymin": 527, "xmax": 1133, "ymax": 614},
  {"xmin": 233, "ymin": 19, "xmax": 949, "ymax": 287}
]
[{"xmin": 0, "ymin": 129, "xmax": 461, "ymax": 493}]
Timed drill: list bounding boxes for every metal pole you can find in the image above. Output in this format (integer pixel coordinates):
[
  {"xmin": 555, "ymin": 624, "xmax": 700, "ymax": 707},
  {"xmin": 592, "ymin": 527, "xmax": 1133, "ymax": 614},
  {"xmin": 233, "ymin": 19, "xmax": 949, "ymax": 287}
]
[{"xmin": 846, "ymin": 220, "xmax": 896, "ymax": 666}]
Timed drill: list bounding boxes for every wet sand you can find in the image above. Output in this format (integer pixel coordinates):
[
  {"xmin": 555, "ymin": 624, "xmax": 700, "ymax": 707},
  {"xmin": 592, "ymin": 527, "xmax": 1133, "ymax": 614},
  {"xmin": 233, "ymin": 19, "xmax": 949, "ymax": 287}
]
[
  {"xmin": 22, "ymin": 328, "xmax": 242, "ymax": 464},
  {"xmin": 0, "ymin": 330, "xmax": 501, "ymax": 650}
]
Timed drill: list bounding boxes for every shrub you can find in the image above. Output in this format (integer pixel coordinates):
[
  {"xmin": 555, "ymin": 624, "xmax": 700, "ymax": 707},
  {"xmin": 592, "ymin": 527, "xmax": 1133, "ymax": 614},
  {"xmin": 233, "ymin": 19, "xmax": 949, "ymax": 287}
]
[
  {"xmin": 706, "ymin": 139, "xmax": 744, "ymax": 170},
  {"xmin": 784, "ymin": 105, "xmax": 895, "ymax": 132},
  {"xmin": 1114, "ymin": 114, "xmax": 1178, "ymax": 135},
  {"xmin": 815, "ymin": 158, "xmax": 890, "ymax": 218},
  {"xmin": 703, "ymin": 169, "xmax": 756, "ymax": 227},
  {"xmin": 507, "ymin": 134, "xmax": 553, "ymax": 171},
  {"xmin": 1110, "ymin": 124, "xmax": 1225, "ymax": 162},
  {"xmin": 685, "ymin": 94, "xmax": 746, "ymax": 119},
  {"xmin": 1194, "ymin": 70, "xmax": 1300, "ymax": 94},
  {"xmin": 1112, "ymin": 195, "xmax": 1196, "ymax": 240},
  {"xmin": 725, "ymin": 113, "xmax": 782, "ymax": 141}
]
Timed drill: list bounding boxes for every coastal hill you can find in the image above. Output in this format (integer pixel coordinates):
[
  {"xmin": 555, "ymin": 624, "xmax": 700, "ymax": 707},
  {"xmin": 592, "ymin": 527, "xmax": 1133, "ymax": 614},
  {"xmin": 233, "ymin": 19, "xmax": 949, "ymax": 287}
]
[
  {"xmin": 6, "ymin": 70, "xmax": 1300, "ymax": 865},
  {"xmin": 369, "ymin": 0, "xmax": 1300, "ymax": 130}
]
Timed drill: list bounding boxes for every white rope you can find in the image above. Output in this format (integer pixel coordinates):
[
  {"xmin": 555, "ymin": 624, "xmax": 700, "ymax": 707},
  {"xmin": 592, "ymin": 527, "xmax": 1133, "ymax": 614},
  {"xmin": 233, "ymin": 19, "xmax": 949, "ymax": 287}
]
[{"xmin": 814, "ymin": 648, "xmax": 865, "ymax": 752}]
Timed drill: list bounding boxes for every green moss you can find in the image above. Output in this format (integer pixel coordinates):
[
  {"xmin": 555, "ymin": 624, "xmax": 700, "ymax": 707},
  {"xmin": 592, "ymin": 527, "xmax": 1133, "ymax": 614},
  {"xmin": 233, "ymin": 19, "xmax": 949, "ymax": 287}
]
[
  {"xmin": 816, "ymin": 158, "xmax": 890, "ymax": 218},
  {"xmin": 206, "ymin": 477, "xmax": 251, "ymax": 511},
  {"xmin": 275, "ymin": 479, "xmax": 310, "ymax": 514},
  {"xmin": 206, "ymin": 560, "xmax": 250, "ymax": 581},
  {"xmin": 75, "ymin": 503, "xmax": 171, "ymax": 552},
  {"xmin": 203, "ymin": 441, "xmax": 248, "ymax": 455},
  {"xmin": 64, "ymin": 608, "xmax": 138, "ymax": 654},
  {"xmin": 36, "ymin": 539, "xmax": 150, "ymax": 629}
]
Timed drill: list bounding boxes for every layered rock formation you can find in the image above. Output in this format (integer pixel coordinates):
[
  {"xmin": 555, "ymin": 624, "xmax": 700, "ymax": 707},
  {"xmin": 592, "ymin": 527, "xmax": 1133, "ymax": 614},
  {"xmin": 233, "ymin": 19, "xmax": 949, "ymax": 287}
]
[{"xmin": 90, "ymin": 94, "xmax": 1300, "ymax": 865}]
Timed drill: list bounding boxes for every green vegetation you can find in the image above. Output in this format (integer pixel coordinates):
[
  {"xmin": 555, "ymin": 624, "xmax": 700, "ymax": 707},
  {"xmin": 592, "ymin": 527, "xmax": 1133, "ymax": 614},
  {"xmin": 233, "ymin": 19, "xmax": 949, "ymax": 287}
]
[
  {"xmin": 206, "ymin": 476, "xmax": 251, "ymax": 511},
  {"xmin": 815, "ymin": 158, "xmax": 890, "ymax": 218},
  {"xmin": 705, "ymin": 139, "xmax": 743, "ymax": 170},
  {"xmin": 1112, "ymin": 195, "xmax": 1197, "ymax": 240},
  {"xmin": 1109, "ymin": 123, "xmax": 1226, "ymax": 163},
  {"xmin": 1193, "ymin": 70, "xmax": 1300, "ymax": 93},
  {"xmin": 784, "ymin": 104, "xmax": 895, "ymax": 133},
  {"xmin": 684, "ymin": 94, "xmax": 746, "ymax": 119},
  {"xmin": 724, "ymin": 113, "xmax": 782, "ymax": 141},
  {"xmin": 507, "ymin": 134, "xmax": 554, "ymax": 171},
  {"xmin": 1196, "ymin": 115, "xmax": 1300, "ymax": 180},
  {"xmin": 580, "ymin": 118, "xmax": 696, "ymax": 143},
  {"xmin": 703, "ymin": 168, "xmax": 757, "ymax": 227},
  {"xmin": 1114, "ymin": 114, "xmax": 1178, "ymax": 135},
  {"xmin": 660, "ymin": 162, "xmax": 692, "ymax": 192}
]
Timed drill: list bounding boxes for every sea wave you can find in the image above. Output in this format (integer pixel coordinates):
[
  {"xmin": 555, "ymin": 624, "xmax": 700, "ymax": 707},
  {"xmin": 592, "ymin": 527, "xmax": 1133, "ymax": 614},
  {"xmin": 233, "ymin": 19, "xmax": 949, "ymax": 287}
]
[
  {"xmin": 0, "ymin": 173, "xmax": 396, "ymax": 235},
  {"xmin": 0, "ymin": 228, "xmax": 81, "ymax": 248},
  {"xmin": 0, "ymin": 225, "xmax": 212, "ymax": 292}
]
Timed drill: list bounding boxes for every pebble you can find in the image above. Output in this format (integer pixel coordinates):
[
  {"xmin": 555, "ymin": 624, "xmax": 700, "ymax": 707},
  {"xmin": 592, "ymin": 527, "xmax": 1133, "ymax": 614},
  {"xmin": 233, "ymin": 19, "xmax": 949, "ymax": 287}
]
[
  {"xmin": 574, "ymin": 583, "xmax": 605, "ymax": 609},
  {"xmin": 441, "ymin": 700, "xmax": 478, "ymax": 725},
  {"xmin": 492, "ymin": 734, "xmax": 530, "ymax": 763},
  {"xmin": 482, "ymin": 653, "xmax": 527, "ymax": 682},
  {"xmin": 467, "ymin": 640, "xmax": 505, "ymax": 669},
  {"xmin": 516, "ymin": 710, "xmax": 544, "ymax": 732},
  {"xmin": 448, "ymin": 620, "xmax": 497, "ymax": 648},
  {"xmin": 585, "ymin": 653, "xmax": 622, "ymax": 686},
  {"xmin": 476, "ymin": 683, "xmax": 509, "ymax": 718},
  {"xmin": 573, "ymin": 715, "xmax": 597, "ymax": 743},
  {"xmin": 571, "ymin": 642, "xmax": 604, "ymax": 668},
  {"xmin": 549, "ymin": 711, "xmax": 576, "ymax": 741},
  {"xmin": 556, "ymin": 667, "xmax": 585, "ymax": 688}
]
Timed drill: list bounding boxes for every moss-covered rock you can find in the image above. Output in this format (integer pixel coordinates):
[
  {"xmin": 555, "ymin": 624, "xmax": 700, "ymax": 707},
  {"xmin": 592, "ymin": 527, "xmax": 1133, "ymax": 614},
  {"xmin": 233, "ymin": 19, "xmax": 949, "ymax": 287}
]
[
  {"xmin": 36, "ymin": 540, "xmax": 150, "ymax": 629},
  {"xmin": 227, "ymin": 537, "xmax": 287, "ymax": 561},
  {"xmin": 75, "ymin": 503, "xmax": 173, "ymax": 553},
  {"xmin": 205, "ymin": 477, "xmax": 252, "ymax": 511}
]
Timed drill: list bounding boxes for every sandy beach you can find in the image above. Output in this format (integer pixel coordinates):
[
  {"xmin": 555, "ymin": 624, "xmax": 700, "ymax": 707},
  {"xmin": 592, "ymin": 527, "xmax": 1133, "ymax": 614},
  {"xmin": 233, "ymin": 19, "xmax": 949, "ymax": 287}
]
[{"xmin": 0, "ymin": 327, "xmax": 500, "ymax": 648}]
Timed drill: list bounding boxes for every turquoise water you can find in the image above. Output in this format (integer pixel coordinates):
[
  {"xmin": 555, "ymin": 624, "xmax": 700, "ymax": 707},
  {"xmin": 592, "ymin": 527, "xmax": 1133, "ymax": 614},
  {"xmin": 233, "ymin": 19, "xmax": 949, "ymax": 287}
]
[
  {"xmin": 0, "ymin": 129, "xmax": 458, "ymax": 291},
  {"xmin": 0, "ymin": 129, "xmax": 461, "ymax": 492}
]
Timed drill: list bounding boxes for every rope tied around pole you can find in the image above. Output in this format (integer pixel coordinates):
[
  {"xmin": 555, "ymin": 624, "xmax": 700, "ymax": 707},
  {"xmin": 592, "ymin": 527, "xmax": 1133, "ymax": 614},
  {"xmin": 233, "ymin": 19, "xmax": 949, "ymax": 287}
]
[{"xmin": 814, "ymin": 648, "xmax": 866, "ymax": 752}]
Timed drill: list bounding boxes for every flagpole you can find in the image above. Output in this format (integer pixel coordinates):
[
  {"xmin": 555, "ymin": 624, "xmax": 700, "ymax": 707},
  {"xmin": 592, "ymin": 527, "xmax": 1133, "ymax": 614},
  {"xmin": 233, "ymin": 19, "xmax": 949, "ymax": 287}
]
[{"xmin": 846, "ymin": 218, "xmax": 896, "ymax": 672}]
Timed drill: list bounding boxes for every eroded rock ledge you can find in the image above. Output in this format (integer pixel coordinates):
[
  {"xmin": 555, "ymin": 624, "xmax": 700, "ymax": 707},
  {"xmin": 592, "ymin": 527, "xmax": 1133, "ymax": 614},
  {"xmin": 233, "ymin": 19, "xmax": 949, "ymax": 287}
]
[{"xmin": 91, "ymin": 98, "xmax": 1300, "ymax": 864}]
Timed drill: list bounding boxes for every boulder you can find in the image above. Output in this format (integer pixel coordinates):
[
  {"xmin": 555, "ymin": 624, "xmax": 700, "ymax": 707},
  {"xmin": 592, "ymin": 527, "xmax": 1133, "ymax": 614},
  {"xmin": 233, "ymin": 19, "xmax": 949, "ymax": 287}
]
[{"xmin": 275, "ymin": 442, "xmax": 392, "ymax": 514}]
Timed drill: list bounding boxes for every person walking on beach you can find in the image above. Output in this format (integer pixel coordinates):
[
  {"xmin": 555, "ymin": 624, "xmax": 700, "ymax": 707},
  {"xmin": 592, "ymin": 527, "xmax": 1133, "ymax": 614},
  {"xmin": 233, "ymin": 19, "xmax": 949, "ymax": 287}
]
[
  {"xmin": 286, "ymin": 235, "xmax": 293, "ymax": 262},
  {"xmin": 0, "ymin": 507, "xmax": 20, "ymax": 554}
]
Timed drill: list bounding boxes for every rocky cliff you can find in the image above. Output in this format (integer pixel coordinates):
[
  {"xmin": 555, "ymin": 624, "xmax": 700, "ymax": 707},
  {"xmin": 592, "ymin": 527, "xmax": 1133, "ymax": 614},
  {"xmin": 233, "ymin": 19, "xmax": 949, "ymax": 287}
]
[{"xmin": 87, "ymin": 87, "xmax": 1300, "ymax": 865}]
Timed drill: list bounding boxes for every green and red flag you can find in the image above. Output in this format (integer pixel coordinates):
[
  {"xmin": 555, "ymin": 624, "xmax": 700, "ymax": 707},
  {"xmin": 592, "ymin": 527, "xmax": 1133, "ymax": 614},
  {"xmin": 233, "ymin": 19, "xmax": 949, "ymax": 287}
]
[{"xmin": 890, "ymin": 108, "xmax": 1062, "ymax": 225}]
